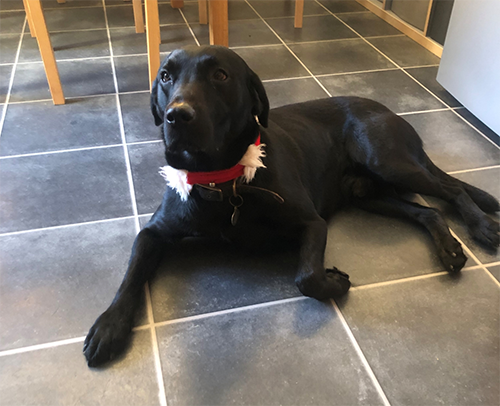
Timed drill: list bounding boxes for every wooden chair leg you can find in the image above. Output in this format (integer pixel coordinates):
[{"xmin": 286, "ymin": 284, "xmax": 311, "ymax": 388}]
[
  {"xmin": 145, "ymin": 0, "xmax": 161, "ymax": 90},
  {"xmin": 132, "ymin": 0, "xmax": 145, "ymax": 33},
  {"xmin": 26, "ymin": 0, "xmax": 65, "ymax": 105},
  {"xmin": 294, "ymin": 0, "xmax": 304, "ymax": 28},
  {"xmin": 209, "ymin": 0, "xmax": 228, "ymax": 46},
  {"xmin": 199, "ymin": 0, "xmax": 208, "ymax": 24},
  {"xmin": 171, "ymin": 0, "xmax": 184, "ymax": 8},
  {"xmin": 23, "ymin": 0, "xmax": 36, "ymax": 37}
]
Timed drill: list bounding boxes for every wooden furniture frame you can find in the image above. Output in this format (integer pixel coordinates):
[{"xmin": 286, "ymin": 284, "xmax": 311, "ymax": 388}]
[{"xmin": 356, "ymin": 0, "xmax": 443, "ymax": 57}]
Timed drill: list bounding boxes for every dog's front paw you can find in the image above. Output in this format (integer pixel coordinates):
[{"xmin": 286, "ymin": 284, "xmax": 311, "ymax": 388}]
[
  {"xmin": 438, "ymin": 237, "xmax": 467, "ymax": 272},
  {"xmin": 83, "ymin": 308, "xmax": 133, "ymax": 368}
]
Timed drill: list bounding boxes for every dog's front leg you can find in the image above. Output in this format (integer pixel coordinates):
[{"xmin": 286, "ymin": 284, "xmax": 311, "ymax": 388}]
[
  {"xmin": 295, "ymin": 218, "xmax": 351, "ymax": 300},
  {"xmin": 84, "ymin": 227, "xmax": 166, "ymax": 367}
]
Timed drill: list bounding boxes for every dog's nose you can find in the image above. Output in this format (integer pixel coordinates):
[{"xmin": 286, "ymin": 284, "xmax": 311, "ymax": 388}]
[{"xmin": 165, "ymin": 103, "xmax": 195, "ymax": 125}]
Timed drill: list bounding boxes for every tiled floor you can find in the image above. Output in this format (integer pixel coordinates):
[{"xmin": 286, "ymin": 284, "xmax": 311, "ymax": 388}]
[{"xmin": 1, "ymin": 1, "xmax": 499, "ymax": 405}]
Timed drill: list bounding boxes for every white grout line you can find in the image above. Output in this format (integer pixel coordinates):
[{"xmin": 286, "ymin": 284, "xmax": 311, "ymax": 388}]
[
  {"xmin": 330, "ymin": 299, "xmax": 392, "ymax": 406},
  {"xmin": 153, "ymin": 296, "xmax": 309, "ymax": 329},
  {"xmin": 243, "ymin": 0, "xmax": 333, "ymax": 98},
  {"xmin": 0, "ymin": 143, "xmax": 124, "ymax": 160},
  {"xmin": 0, "ymin": 336, "xmax": 85, "ymax": 358},
  {"xmin": 0, "ymin": 215, "xmax": 138, "ymax": 238},
  {"xmin": 145, "ymin": 281, "xmax": 168, "ymax": 406},
  {"xmin": 0, "ymin": 19, "xmax": 25, "ymax": 142},
  {"xmin": 447, "ymin": 165, "xmax": 500, "ymax": 175},
  {"xmin": 350, "ymin": 267, "xmax": 480, "ymax": 292},
  {"xmin": 397, "ymin": 107, "xmax": 451, "ymax": 116},
  {"xmin": 0, "ymin": 138, "xmax": 163, "ymax": 161},
  {"xmin": 178, "ymin": 8, "xmax": 200, "ymax": 47}
]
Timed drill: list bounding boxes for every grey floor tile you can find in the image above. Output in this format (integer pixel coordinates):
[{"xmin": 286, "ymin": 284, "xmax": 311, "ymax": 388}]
[
  {"xmin": 248, "ymin": 0, "xmax": 329, "ymax": 18},
  {"xmin": 120, "ymin": 92, "xmax": 162, "ymax": 143},
  {"xmin": 0, "ymin": 11, "xmax": 24, "ymax": 33},
  {"xmin": 266, "ymin": 15, "xmax": 357, "ymax": 43},
  {"xmin": 0, "ymin": 64, "xmax": 12, "ymax": 103},
  {"xmin": 402, "ymin": 110, "xmax": 500, "ymax": 172},
  {"xmin": 0, "ymin": 147, "xmax": 133, "ymax": 233},
  {"xmin": 150, "ymin": 239, "xmax": 299, "ymax": 322},
  {"xmin": 234, "ymin": 45, "xmax": 309, "ymax": 80},
  {"xmin": 290, "ymin": 39, "xmax": 395, "ymax": 75},
  {"xmin": 319, "ymin": 69, "xmax": 445, "ymax": 113},
  {"xmin": 265, "ymin": 77, "xmax": 327, "ymax": 108},
  {"xmin": 367, "ymin": 36, "xmax": 440, "ymax": 67},
  {"xmin": 110, "ymin": 27, "xmax": 148, "ymax": 56},
  {"xmin": 0, "ymin": 219, "xmax": 138, "ymax": 350},
  {"xmin": 317, "ymin": 0, "xmax": 367, "ymax": 13},
  {"xmin": 157, "ymin": 298, "xmax": 384, "ymax": 406},
  {"xmin": 0, "ymin": 330, "xmax": 160, "ymax": 406},
  {"xmin": 325, "ymin": 206, "xmax": 470, "ymax": 286},
  {"xmin": 159, "ymin": 24, "xmax": 199, "ymax": 52},
  {"xmin": 455, "ymin": 107, "xmax": 500, "ymax": 146},
  {"xmin": 337, "ymin": 12, "xmax": 401, "ymax": 37},
  {"xmin": 10, "ymin": 58, "xmax": 115, "ymax": 102},
  {"xmin": 339, "ymin": 270, "xmax": 500, "ymax": 406},
  {"xmin": 0, "ymin": 96, "xmax": 121, "ymax": 156},
  {"xmin": 19, "ymin": 30, "xmax": 110, "ymax": 62},
  {"xmin": 114, "ymin": 55, "xmax": 149, "ymax": 92},
  {"xmin": 106, "ymin": 3, "xmax": 184, "ymax": 28},
  {"xmin": 41, "ymin": 0, "xmax": 103, "ymax": 7},
  {"xmin": 43, "ymin": 6, "xmax": 106, "ymax": 31},
  {"xmin": 0, "ymin": 33, "xmax": 20, "ymax": 63},
  {"xmin": 182, "ymin": 0, "xmax": 258, "ymax": 23},
  {"xmin": 424, "ymin": 167, "xmax": 500, "ymax": 264},
  {"xmin": 405, "ymin": 65, "xmax": 461, "ymax": 108},
  {"xmin": 0, "ymin": 0, "xmax": 24, "ymax": 11},
  {"xmin": 193, "ymin": 19, "xmax": 280, "ymax": 47},
  {"xmin": 128, "ymin": 141, "xmax": 166, "ymax": 214},
  {"xmin": 488, "ymin": 265, "xmax": 500, "ymax": 282}
]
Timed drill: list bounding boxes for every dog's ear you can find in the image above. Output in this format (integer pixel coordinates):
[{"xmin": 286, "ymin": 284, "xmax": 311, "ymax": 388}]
[
  {"xmin": 248, "ymin": 69, "xmax": 269, "ymax": 128},
  {"xmin": 150, "ymin": 77, "xmax": 164, "ymax": 126}
]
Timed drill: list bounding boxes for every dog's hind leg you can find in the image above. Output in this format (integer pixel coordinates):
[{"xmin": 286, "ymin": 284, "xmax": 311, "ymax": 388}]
[
  {"xmin": 425, "ymin": 159, "xmax": 500, "ymax": 214},
  {"xmin": 295, "ymin": 216, "xmax": 351, "ymax": 300},
  {"xmin": 364, "ymin": 158, "xmax": 499, "ymax": 250},
  {"xmin": 352, "ymin": 193, "xmax": 467, "ymax": 272}
]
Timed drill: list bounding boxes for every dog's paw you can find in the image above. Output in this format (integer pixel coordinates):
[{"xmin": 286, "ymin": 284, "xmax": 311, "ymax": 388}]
[
  {"xmin": 83, "ymin": 308, "xmax": 132, "ymax": 368},
  {"xmin": 470, "ymin": 216, "xmax": 499, "ymax": 250},
  {"xmin": 438, "ymin": 237, "xmax": 467, "ymax": 272}
]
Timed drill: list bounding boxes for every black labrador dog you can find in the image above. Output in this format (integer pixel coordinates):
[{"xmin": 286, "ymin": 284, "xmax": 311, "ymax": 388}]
[{"xmin": 84, "ymin": 45, "xmax": 499, "ymax": 367}]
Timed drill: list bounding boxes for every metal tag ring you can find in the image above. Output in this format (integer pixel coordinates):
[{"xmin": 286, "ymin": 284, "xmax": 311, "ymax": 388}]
[{"xmin": 229, "ymin": 194, "xmax": 244, "ymax": 208}]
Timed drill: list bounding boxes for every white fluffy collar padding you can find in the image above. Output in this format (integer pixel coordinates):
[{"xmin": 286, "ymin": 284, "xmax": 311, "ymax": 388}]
[{"xmin": 159, "ymin": 142, "xmax": 266, "ymax": 201}]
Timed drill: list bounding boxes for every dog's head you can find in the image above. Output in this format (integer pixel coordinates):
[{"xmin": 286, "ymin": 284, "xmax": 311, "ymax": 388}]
[{"xmin": 151, "ymin": 46, "xmax": 269, "ymax": 172}]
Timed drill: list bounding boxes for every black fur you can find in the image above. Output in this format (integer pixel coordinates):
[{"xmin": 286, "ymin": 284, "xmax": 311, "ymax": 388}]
[{"xmin": 84, "ymin": 46, "xmax": 499, "ymax": 367}]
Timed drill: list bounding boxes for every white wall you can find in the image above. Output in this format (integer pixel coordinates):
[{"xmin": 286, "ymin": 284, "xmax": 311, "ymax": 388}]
[{"xmin": 437, "ymin": 0, "xmax": 500, "ymax": 136}]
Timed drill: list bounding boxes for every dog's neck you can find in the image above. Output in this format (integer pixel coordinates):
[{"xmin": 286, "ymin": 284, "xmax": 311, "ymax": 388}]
[{"xmin": 159, "ymin": 134, "xmax": 266, "ymax": 201}]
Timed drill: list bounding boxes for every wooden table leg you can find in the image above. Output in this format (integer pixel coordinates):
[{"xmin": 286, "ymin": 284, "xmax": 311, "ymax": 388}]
[
  {"xmin": 199, "ymin": 0, "xmax": 208, "ymax": 25},
  {"xmin": 26, "ymin": 0, "xmax": 65, "ymax": 105},
  {"xmin": 171, "ymin": 0, "xmax": 184, "ymax": 8},
  {"xmin": 209, "ymin": 0, "xmax": 228, "ymax": 47},
  {"xmin": 145, "ymin": 0, "xmax": 161, "ymax": 90},
  {"xmin": 23, "ymin": 0, "xmax": 36, "ymax": 37},
  {"xmin": 132, "ymin": 0, "xmax": 145, "ymax": 33},
  {"xmin": 294, "ymin": 0, "xmax": 304, "ymax": 28}
]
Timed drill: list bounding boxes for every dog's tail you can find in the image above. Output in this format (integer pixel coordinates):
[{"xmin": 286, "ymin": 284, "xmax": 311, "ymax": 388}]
[{"xmin": 425, "ymin": 155, "xmax": 500, "ymax": 213}]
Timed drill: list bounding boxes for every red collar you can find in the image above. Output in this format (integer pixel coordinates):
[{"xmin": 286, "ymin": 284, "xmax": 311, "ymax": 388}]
[{"xmin": 186, "ymin": 136, "xmax": 261, "ymax": 185}]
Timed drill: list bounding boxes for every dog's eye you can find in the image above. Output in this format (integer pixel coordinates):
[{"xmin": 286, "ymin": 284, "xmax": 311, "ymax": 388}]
[
  {"xmin": 213, "ymin": 69, "xmax": 228, "ymax": 81},
  {"xmin": 161, "ymin": 71, "xmax": 171, "ymax": 83}
]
